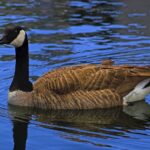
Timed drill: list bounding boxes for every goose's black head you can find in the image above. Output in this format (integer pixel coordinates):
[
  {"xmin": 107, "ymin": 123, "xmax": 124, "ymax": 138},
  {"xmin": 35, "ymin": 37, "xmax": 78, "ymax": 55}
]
[{"xmin": 0, "ymin": 26, "xmax": 26, "ymax": 48}]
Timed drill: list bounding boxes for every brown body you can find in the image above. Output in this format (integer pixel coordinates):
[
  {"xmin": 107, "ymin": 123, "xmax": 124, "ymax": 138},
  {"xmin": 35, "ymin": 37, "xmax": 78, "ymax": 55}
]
[{"xmin": 27, "ymin": 62, "xmax": 150, "ymax": 109}]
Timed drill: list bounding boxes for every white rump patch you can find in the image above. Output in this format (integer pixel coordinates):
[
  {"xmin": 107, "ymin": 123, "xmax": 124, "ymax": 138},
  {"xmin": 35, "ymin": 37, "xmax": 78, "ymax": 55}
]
[
  {"xmin": 11, "ymin": 30, "xmax": 26, "ymax": 48},
  {"xmin": 123, "ymin": 78, "xmax": 150, "ymax": 105}
]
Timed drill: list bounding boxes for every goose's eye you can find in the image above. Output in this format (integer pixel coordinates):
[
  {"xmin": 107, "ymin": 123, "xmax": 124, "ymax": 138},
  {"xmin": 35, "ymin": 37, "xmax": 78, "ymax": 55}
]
[{"xmin": 13, "ymin": 29, "xmax": 19, "ymax": 33}]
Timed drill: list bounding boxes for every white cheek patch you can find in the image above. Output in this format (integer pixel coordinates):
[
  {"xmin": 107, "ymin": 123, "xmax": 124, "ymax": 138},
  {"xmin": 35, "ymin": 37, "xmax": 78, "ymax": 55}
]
[{"xmin": 11, "ymin": 30, "xmax": 26, "ymax": 48}]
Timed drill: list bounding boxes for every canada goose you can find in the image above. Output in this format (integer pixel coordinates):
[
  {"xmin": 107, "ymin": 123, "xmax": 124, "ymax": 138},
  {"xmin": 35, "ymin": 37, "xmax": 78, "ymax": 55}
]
[{"xmin": 0, "ymin": 26, "xmax": 150, "ymax": 109}]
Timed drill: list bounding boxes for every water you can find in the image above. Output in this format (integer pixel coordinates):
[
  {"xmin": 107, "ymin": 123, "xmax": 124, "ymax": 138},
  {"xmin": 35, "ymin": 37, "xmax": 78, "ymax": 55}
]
[{"xmin": 0, "ymin": 0, "xmax": 150, "ymax": 149}]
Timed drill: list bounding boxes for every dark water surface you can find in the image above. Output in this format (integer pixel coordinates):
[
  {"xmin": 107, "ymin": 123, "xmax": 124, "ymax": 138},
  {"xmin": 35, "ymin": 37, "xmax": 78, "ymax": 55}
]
[{"xmin": 0, "ymin": 0, "xmax": 150, "ymax": 149}]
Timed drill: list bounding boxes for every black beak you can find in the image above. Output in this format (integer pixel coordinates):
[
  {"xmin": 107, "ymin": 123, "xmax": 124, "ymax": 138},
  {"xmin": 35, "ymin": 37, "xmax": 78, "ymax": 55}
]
[
  {"xmin": 0, "ymin": 38, "xmax": 4, "ymax": 44},
  {"xmin": 0, "ymin": 36, "xmax": 7, "ymax": 44}
]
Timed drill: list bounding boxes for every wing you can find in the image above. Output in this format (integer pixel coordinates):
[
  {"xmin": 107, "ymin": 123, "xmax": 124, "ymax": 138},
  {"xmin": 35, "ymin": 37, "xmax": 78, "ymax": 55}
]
[{"xmin": 33, "ymin": 64, "xmax": 150, "ymax": 97}]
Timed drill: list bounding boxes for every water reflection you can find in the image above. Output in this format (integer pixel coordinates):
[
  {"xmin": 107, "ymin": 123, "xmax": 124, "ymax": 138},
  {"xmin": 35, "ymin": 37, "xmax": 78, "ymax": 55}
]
[
  {"xmin": 9, "ymin": 101, "xmax": 150, "ymax": 149},
  {"xmin": 13, "ymin": 119, "xmax": 28, "ymax": 150}
]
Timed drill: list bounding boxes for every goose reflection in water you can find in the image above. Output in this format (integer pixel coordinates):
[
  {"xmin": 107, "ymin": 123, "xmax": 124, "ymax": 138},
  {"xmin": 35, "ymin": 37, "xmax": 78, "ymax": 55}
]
[{"xmin": 8, "ymin": 100, "xmax": 150, "ymax": 150}]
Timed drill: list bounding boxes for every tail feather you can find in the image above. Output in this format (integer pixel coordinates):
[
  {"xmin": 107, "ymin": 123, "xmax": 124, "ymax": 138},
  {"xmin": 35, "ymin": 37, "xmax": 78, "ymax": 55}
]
[{"xmin": 128, "ymin": 67, "xmax": 150, "ymax": 77}]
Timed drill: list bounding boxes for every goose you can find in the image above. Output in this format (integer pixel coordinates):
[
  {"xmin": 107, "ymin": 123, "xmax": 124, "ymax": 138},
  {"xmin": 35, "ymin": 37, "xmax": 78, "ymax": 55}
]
[{"xmin": 0, "ymin": 26, "xmax": 150, "ymax": 110}]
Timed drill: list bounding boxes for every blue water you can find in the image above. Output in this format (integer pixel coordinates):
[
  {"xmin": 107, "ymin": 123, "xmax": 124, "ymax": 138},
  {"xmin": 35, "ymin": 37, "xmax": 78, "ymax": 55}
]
[{"xmin": 0, "ymin": 0, "xmax": 150, "ymax": 149}]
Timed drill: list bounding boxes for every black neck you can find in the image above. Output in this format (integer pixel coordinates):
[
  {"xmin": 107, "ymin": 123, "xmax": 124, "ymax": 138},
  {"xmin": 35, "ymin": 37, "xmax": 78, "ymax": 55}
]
[{"xmin": 9, "ymin": 35, "xmax": 33, "ymax": 92}]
